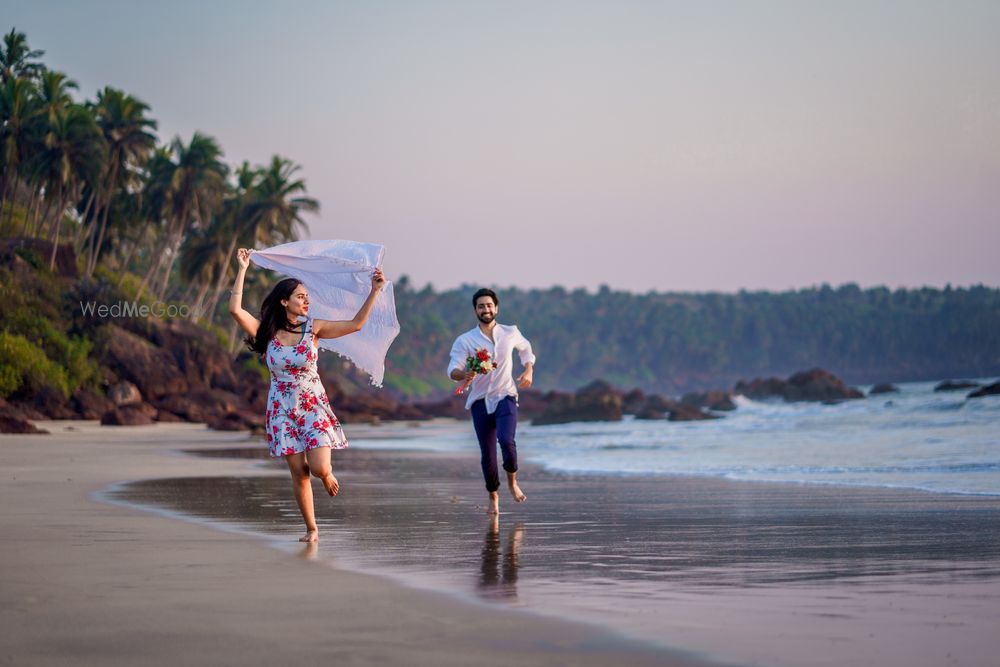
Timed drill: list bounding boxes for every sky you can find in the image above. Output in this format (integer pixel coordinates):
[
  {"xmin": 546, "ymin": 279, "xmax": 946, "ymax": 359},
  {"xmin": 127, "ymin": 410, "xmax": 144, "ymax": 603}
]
[{"xmin": 5, "ymin": 0, "xmax": 1000, "ymax": 292}]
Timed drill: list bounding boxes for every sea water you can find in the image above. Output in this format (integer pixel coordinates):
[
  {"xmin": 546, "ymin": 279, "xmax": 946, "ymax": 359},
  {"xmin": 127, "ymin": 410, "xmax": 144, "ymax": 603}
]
[{"xmin": 363, "ymin": 379, "xmax": 1000, "ymax": 496}]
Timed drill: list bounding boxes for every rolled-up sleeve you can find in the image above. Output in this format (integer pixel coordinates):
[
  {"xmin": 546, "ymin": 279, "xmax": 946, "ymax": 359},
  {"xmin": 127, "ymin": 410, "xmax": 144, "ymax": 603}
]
[
  {"xmin": 513, "ymin": 328, "xmax": 536, "ymax": 367},
  {"xmin": 448, "ymin": 336, "xmax": 467, "ymax": 378}
]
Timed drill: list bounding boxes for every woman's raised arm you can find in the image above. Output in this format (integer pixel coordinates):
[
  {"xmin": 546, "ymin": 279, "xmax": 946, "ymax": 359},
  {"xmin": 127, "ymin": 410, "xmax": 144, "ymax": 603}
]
[
  {"xmin": 228, "ymin": 248, "xmax": 260, "ymax": 337},
  {"xmin": 313, "ymin": 268, "xmax": 386, "ymax": 340}
]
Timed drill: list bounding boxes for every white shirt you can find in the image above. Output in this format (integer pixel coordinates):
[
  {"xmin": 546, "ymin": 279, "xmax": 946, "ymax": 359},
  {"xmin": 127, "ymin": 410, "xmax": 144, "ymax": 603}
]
[{"xmin": 448, "ymin": 324, "xmax": 536, "ymax": 414}]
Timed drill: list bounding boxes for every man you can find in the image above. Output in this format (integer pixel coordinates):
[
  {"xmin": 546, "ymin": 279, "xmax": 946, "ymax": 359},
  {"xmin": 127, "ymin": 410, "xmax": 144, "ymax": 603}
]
[{"xmin": 449, "ymin": 288, "xmax": 535, "ymax": 515}]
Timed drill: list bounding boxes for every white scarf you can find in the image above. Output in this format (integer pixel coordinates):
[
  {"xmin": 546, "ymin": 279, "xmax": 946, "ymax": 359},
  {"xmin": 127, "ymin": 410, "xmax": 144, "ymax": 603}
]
[{"xmin": 250, "ymin": 240, "xmax": 400, "ymax": 387}]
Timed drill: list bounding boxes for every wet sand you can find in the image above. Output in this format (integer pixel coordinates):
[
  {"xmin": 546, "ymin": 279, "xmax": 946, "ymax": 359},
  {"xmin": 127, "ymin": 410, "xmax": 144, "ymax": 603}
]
[
  {"xmin": 118, "ymin": 438, "xmax": 1000, "ymax": 667},
  {"xmin": 0, "ymin": 421, "xmax": 701, "ymax": 667}
]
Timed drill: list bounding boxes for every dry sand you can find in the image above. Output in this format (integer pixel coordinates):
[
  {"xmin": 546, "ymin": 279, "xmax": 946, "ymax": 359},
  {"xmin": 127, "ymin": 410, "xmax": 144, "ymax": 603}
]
[{"xmin": 0, "ymin": 421, "xmax": 701, "ymax": 667}]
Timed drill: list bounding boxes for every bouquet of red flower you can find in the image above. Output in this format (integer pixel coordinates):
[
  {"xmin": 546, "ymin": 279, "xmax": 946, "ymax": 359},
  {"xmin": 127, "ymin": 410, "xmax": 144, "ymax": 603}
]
[{"xmin": 454, "ymin": 348, "xmax": 496, "ymax": 395}]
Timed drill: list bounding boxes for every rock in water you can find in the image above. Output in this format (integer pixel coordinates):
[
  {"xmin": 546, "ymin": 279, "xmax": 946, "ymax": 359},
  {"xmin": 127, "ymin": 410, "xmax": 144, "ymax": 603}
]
[
  {"xmin": 681, "ymin": 390, "xmax": 737, "ymax": 411},
  {"xmin": 869, "ymin": 383, "xmax": 899, "ymax": 395},
  {"xmin": 532, "ymin": 383, "xmax": 623, "ymax": 426},
  {"xmin": 968, "ymin": 382, "xmax": 1000, "ymax": 399},
  {"xmin": 935, "ymin": 380, "xmax": 981, "ymax": 392},
  {"xmin": 734, "ymin": 368, "xmax": 863, "ymax": 403}
]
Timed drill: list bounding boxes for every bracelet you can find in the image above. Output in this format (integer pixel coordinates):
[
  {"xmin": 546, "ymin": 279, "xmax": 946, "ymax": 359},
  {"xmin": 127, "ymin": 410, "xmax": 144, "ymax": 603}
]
[{"xmin": 231, "ymin": 290, "xmax": 243, "ymax": 295}]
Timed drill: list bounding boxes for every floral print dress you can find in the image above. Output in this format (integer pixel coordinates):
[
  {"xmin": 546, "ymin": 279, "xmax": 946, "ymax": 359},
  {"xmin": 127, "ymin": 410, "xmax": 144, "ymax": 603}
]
[{"xmin": 264, "ymin": 319, "xmax": 348, "ymax": 458}]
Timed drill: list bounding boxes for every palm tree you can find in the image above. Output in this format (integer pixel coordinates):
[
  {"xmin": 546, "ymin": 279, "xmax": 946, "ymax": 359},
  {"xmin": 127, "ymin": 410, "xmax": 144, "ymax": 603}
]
[
  {"xmin": 84, "ymin": 87, "xmax": 157, "ymax": 277},
  {"xmin": 30, "ymin": 104, "xmax": 105, "ymax": 268},
  {"xmin": 138, "ymin": 132, "xmax": 227, "ymax": 301},
  {"xmin": 180, "ymin": 215, "xmax": 231, "ymax": 318},
  {"xmin": 0, "ymin": 75, "xmax": 38, "ymax": 226},
  {"xmin": 0, "ymin": 29, "xmax": 44, "ymax": 82},
  {"xmin": 114, "ymin": 146, "xmax": 171, "ymax": 284},
  {"xmin": 201, "ymin": 156, "xmax": 317, "ymax": 322},
  {"xmin": 21, "ymin": 69, "xmax": 81, "ymax": 236}
]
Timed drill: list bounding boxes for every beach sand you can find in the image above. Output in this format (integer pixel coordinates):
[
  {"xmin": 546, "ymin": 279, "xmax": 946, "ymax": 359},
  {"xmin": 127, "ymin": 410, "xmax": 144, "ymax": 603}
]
[
  {"xmin": 0, "ymin": 421, "xmax": 699, "ymax": 667},
  {"xmin": 5, "ymin": 420, "xmax": 1000, "ymax": 667}
]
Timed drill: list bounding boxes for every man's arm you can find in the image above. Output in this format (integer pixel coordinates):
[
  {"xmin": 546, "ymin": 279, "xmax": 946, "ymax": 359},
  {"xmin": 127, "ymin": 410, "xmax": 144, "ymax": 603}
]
[
  {"xmin": 448, "ymin": 336, "xmax": 475, "ymax": 382},
  {"xmin": 514, "ymin": 328, "xmax": 535, "ymax": 388}
]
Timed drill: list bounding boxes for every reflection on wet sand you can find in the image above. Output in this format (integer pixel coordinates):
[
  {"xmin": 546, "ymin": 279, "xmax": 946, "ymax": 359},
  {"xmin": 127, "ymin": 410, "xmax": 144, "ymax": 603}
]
[
  {"xmin": 478, "ymin": 516, "xmax": 523, "ymax": 600},
  {"xmin": 116, "ymin": 447, "xmax": 1000, "ymax": 667},
  {"xmin": 299, "ymin": 540, "xmax": 319, "ymax": 561}
]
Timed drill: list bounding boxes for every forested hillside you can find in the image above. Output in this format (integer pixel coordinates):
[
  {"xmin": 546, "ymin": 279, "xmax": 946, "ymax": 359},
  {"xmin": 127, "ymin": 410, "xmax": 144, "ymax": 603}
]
[{"xmin": 377, "ymin": 280, "xmax": 1000, "ymax": 397}]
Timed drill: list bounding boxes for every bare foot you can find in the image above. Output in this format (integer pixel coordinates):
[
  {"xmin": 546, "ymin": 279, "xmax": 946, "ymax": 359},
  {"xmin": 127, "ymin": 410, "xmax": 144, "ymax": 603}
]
[
  {"xmin": 509, "ymin": 482, "xmax": 527, "ymax": 503},
  {"xmin": 322, "ymin": 473, "xmax": 340, "ymax": 497},
  {"xmin": 487, "ymin": 491, "xmax": 499, "ymax": 515},
  {"xmin": 299, "ymin": 529, "xmax": 319, "ymax": 543}
]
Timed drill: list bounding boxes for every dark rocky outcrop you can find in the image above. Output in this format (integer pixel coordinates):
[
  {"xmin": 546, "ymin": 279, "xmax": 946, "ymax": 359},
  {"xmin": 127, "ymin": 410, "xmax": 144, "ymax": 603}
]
[
  {"xmin": 407, "ymin": 397, "xmax": 468, "ymax": 420},
  {"xmin": 634, "ymin": 395, "xmax": 718, "ymax": 421},
  {"xmin": 681, "ymin": 390, "xmax": 736, "ymax": 411},
  {"xmin": 154, "ymin": 409, "xmax": 185, "ymax": 423},
  {"xmin": 968, "ymin": 381, "xmax": 1000, "ymax": 399},
  {"xmin": 734, "ymin": 369, "xmax": 863, "ymax": 403},
  {"xmin": 0, "ymin": 399, "xmax": 49, "ymax": 434},
  {"xmin": 532, "ymin": 386, "xmax": 623, "ymax": 426},
  {"xmin": 123, "ymin": 318, "xmax": 243, "ymax": 394},
  {"xmin": 71, "ymin": 387, "xmax": 117, "ymax": 419},
  {"xmin": 868, "ymin": 383, "xmax": 899, "ymax": 395},
  {"xmin": 25, "ymin": 386, "xmax": 78, "ymax": 419},
  {"xmin": 529, "ymin": 381, "xmax": 722, "ymax": 425},
  {"xmin": 622, "ymin": 389, "xmax": 646, "ymax": 415},
  {"xmin": 99, "ymin": 325, "xmax": 189, "ymax": 400},
  {"xmin": 107, "ymin": 381, "xmax": 142, "ymax": 406},
  {"xmin": 153, "ymin": 388, "xmax": 246, "ymax": 423},
  {"xmin": 206, "ymin": 408, "xmax": 266, "ymax": 432},
  {"xmin": 935, "ymin": 380, "xmax": 981, "ymax": 392},
  {"xmin": 0, "ymin": 414, "xmax": 49, "ymax": 433},
  {"xmin": 100, "ymin": 402, "xmax": 157, "ymax": 426}
]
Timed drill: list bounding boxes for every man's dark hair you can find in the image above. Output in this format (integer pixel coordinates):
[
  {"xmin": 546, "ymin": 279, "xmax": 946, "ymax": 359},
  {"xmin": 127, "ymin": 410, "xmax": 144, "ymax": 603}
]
[{"xmin": 472, "ymin": 288, "xmax": 498, "ymax": 307}]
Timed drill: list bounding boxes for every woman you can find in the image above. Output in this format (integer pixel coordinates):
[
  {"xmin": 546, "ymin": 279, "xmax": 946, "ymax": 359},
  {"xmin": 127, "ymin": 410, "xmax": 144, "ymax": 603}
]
[{"xmin": 229, "ymin": 247, "xmax": 386, "ymax": 543}]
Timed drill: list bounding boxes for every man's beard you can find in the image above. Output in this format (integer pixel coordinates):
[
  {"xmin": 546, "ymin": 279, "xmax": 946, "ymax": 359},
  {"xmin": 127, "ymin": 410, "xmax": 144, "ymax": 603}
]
[{"xmin": 477, "ymin": 312, "xmax": 495, "ymax": 324}]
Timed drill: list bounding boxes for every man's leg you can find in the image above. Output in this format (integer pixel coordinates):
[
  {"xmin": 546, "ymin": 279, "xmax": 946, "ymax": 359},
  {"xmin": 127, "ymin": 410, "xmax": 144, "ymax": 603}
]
[
  {"xmin": 471, "ymin": 399, "xmax": 500, "ymax": 513},
  {"xmin": 497, "ymin": 398, "xmax": 526, "ymax": 503}
]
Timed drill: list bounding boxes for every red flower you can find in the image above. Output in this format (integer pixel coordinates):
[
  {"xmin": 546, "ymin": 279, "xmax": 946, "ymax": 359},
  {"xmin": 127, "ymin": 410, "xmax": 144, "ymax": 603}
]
[{"xmin": 477, "ymin": 349, "xmax": 489, "ymax": 361}]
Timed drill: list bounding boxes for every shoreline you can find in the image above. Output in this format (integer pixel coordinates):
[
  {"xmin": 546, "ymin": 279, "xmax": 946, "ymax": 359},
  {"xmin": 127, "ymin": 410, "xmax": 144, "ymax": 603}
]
[
  {"xmin": 0, "ymin": 420, "xmax": 704, "ymax": 667},
  {"xmin": 107, "ymin": 425, "xmax": 1000, "ymax": 667}
]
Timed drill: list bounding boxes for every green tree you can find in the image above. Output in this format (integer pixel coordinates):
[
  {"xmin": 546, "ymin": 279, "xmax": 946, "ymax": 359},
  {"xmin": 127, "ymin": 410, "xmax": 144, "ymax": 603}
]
[
  {"xmin": 33, "ymin": 103, "xmax": 106, "ymax": 268},
  {"xmin": 0, "ymin": 28, "xmax": 44, "ymax": 83},
  {"xmin": 83, "ymin": 87, "xmax": 157, "ymax": 277},
  {"xmin": 139, "ymin": 132, "xmax": 227, "ymax": 300},
  {"xmin": 0, "ymin": 75, "xmax": 39, "ymax": 225},
  {"xmin": 202, "ymin": 156, "xmax": 316, "ymax": 321}
]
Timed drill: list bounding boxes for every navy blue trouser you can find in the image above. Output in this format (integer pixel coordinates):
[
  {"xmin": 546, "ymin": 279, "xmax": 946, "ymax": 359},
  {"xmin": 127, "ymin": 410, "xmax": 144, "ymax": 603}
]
[{"xmin": 470, "ymin": 397, "xmax": 518, "ymax": 492}]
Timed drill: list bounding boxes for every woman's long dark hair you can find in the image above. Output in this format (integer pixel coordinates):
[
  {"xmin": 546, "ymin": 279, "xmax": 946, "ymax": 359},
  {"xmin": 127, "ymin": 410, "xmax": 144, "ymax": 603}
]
[{"xmin": 246, "ymin": 278, "xmax": 304, "ymax": 355}]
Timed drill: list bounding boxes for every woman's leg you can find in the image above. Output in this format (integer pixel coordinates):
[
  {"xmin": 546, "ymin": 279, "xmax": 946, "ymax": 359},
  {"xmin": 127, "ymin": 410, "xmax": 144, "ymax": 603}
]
[
  {"xmin": 306, "ymin": 445, "xmax": 340, "ymax": 497},
  {"xmin": 285, "ymin": 452, "xmax": 318, "ymax": 542}
]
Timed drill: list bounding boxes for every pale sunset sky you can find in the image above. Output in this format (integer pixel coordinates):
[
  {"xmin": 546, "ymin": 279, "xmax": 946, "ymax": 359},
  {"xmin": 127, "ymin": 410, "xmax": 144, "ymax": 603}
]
[{"xmin": 6, "ymin": 0, "xmax": 1000, "ymax": 292}]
